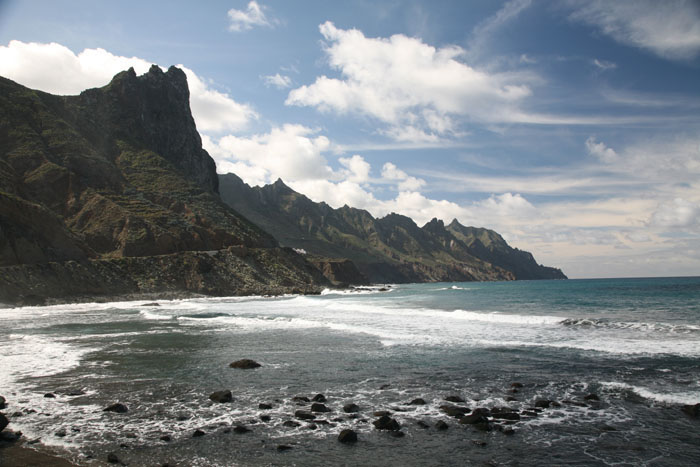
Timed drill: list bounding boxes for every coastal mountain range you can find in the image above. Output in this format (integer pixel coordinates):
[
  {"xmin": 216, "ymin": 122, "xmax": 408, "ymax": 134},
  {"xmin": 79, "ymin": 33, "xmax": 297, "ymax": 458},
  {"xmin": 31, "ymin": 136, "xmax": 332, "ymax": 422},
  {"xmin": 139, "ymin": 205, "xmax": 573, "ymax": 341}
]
[{"xmin": 0, "ymin": 66, "xmax": 565, "ymax": 306}]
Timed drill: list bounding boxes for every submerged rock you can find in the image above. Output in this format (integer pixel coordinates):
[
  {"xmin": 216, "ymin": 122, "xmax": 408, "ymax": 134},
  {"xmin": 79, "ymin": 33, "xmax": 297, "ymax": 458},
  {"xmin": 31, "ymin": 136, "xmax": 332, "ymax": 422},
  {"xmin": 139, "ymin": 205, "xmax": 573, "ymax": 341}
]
[
  {"xmin": 233, "ymin": 425, "xmax": 251, "ymax": 434},
  {"xmin": 338, "ymin": 428, "xmax": 358, "ymax": 443},
  {"xmin": 229, "ymin": 359, "xmax": 261, "ymax": 369},
  {"xmin": 435, "ymin": 420, "xmax": 449, "ymax": 430},
  {"xmin": 311, "ymin": 402, "xmax": 331, "ymax": 413},
  {"xmin": 192, "ymin": 429, "xmax": 205, "ymax": 437},
  {"xmin": 103, "ymin": 403, "xmax": 128, "ymax": 413},
  {"xmin": 439, "ymin": 404, "xmax": 471, "ymax": 419},
  {"xmin": 294, "ymin": 410, "xmax": 315, "ymax": 420},
  {"xmin": 277, "ymin": 444, "xmax": 293, "ymax": 451},
  {"xmin": 409, "ymin": 398, "xmax": 427, "ymax": 405},
  {"xmin": 209, "ymin": 390, "xmax": 233, "ymax": 403},
  {"xmin": 283, "ymin": 420, "xmax": 301, "ymax": 427},
  {"xmin": 444, "ymin": 395, "xmax": 465, "ymax": 403},
  {"xmin": 259, "ymin": 403, "xmax": 273, "ymax": 410}
]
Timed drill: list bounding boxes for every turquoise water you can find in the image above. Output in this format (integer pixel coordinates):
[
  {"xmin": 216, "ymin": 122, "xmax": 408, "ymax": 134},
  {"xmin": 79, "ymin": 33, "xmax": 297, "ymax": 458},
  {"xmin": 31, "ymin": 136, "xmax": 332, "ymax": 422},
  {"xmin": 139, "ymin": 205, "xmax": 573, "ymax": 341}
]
[{"xmin": 1, "ymin": 277, "xmax": 699, "ymax": 466}]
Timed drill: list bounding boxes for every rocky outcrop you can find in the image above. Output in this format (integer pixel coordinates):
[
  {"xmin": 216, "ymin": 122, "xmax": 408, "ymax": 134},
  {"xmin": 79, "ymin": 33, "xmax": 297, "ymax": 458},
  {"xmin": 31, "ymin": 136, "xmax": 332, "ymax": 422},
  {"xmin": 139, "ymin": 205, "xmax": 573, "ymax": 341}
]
[
  {"xmin": 308, "ymin": 258, "xmax": 369, "ymax": 285},
  {"xmin": 0, "ymin": 68, "xmax": 330, "ymax": 305}
]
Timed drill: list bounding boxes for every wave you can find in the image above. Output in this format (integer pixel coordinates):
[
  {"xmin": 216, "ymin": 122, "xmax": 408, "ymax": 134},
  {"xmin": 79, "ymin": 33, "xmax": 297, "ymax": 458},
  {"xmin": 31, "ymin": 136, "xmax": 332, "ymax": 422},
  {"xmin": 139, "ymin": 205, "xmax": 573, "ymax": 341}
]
[
  {"xmin": 600, "ymin": 381, "xmax": 700, "ymax": 405},
  {"xmin": 560, "ymin": 318, "xmax": 700, "ymax": 334}
]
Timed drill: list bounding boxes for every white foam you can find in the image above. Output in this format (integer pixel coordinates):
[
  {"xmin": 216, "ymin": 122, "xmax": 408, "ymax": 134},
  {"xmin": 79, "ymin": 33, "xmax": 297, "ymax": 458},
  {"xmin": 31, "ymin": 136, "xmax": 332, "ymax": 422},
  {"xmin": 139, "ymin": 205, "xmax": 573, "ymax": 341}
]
[{"xmin": 600, "ymin": 381, "xmax": 700, "ymax": 405}]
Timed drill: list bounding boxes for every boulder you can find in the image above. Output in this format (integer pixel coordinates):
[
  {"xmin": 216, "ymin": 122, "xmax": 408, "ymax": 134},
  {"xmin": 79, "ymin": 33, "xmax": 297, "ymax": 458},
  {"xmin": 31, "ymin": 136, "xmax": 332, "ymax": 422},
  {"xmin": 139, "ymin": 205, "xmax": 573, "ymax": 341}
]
[
  {"xmin": 373, "ymin": 410, "xmax": 391, "ymax": 417},
  {"xmin": 439, "ymin": 404, "xmax": 471, "ymax": 419},
  {"xmin": 311, "ymin": 403, "xmax": 331, "ymax": 413},
  {"xmin": 338, "ymin": 428, "xmax": 358, "ymax": 443},
  {"xmin": 343, "ymin": 403, "xmax": 360, "ymax": 413},
  {"xmin": 229, "ymin": 359, "xmax": 261, "ymax": 369},
  {"xmin": 160, "ymin": 435, "xmax": 171, "ymax": 442},
  {"xmin": 259, "ymin": 403, "xmax": 273, "ymax": 410},
  {"xmin": 283, "ymin": 420, "xmax": 301, "ymax": 427},
  {"xmin": 312, "ymin": 394, "xmax": 326, "ymax": 402},
  {"xmin": 409, "ymin": 398, "xmax": 426, "ymax": 405},
  {"xmin": 534, "ymin": 399, "xmax": 551, "ymax": 409},
  {"xmin": 44, "ymin": 393, "xmax": 56, "ymax": 398},
  {"xmin": 373, "ymin": 415, "xmax": 401, "ymax": 431},
  {"xmin": 260, "ymin": 415, "xmax": 271, "ymax": 422},
  {"xmin": 192, "ymin": 429, "xmax": 205, "ymax": 437},
  {"xmin": 681, "ymin": 403, "xmax": 700, "ymax": 418},
  {"xmin": 294, "ymin": 410, "xmax": 315, "ymax": 420},
  {"xmin": 459, "ymin": 412, "xmax": 489, "ymax": 425},
  {"xmin": 209, "ymin": 390, "xmax": 233, "ymax": 403},
  {"xmin": 103, "ymin": 403, "xmax": 128, "ymax": 413}
]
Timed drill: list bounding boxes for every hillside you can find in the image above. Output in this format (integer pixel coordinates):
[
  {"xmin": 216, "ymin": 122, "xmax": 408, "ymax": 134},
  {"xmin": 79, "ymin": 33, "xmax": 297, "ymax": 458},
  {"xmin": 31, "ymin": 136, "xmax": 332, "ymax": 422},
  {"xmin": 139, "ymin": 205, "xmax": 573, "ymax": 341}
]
[
  {"xmin": 0, "ymin": 67, "xmax": 328, "ymax": 305},
  {"xmin": 219, "ymin": 173, "xmax": 567, "ymax": 283}
]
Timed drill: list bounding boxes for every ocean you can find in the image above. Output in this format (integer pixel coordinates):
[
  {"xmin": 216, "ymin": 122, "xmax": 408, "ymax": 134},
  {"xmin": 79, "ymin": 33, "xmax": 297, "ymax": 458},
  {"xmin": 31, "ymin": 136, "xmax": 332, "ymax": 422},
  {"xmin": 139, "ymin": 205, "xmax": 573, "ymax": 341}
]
[{"xmin": 1, "ymin": 277, "xmax": 699, "ymax": 466}]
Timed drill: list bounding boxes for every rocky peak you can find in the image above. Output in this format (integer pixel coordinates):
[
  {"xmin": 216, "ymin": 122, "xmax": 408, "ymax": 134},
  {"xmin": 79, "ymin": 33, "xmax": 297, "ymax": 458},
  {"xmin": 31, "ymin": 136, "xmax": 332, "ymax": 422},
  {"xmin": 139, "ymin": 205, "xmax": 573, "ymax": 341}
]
[{"xmin": 78, "ymin": 65, "xmax": 218, "ymax": 193}]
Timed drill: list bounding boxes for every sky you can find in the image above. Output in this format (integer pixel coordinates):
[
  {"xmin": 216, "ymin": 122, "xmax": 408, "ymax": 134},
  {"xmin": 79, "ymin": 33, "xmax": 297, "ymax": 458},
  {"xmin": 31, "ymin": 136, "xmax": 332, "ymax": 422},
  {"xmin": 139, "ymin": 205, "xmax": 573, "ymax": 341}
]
[{"xmin": 0, "ymin": 0, "xmax": 699, "ymax": 279}]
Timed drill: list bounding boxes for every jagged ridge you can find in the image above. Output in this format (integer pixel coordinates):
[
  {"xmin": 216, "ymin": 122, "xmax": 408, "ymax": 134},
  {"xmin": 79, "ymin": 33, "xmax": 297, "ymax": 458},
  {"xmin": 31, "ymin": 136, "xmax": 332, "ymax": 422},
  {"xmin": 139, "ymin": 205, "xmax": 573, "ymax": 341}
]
[{"xmin": 218, "ymin": 173, "xmax": 567, "ymax": 283}]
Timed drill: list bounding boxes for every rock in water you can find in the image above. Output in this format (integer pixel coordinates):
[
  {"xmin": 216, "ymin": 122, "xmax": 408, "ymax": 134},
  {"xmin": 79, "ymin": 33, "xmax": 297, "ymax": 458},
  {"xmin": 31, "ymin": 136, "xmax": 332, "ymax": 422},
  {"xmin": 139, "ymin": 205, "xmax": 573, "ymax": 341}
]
[
  {"xmin": 0, "ymin": 413, "xmax": 8, "ymax": 433},
  {"xmin": 103, "ymin": 403, "xmax": 128, "ymax": 413},
  {"xmin": 311, "ymin": 403, "xmax": 331, "ymax": 413},
  {"xmin": 294, "ymin": 410, "xmax": 315, "ymax": 420},
  {"xmin": 373, "ymin": 415, "xmax": 401, "ymax": 431},
  {"xmin": 229, "ymin": 359, "xmax": 261, "ymax": 369},
  {"xmin": 682, "ymin": 403, "xmax": 700, "ymax": 418},
  {"xmin": 338, "ymin": 429, "xmax": 358, "ymax": 443},
  {"xmin": 233, "ymin": 425, "xmax": 251, "ymax": 434},
  {"xmin": 209, "ymin": 390, "xmax": 233, "ymax": 403},
  {"xmin": 0, "ymin": 396, "xmax": 5, "ymax": 409},
  {"xmin": 435, "ymin": 420, "xmax": 449, "ymax": 430},
  {"xmin": 312, "ymin": 394, "xmax": 326, "ymax": 402},
  {"xmin": 409, "ymin": 398, "xmax": 427, "ymax": 405},
  {"xmin": 343, "ymin": 403, "xmax": 360, "ymax": 413}
]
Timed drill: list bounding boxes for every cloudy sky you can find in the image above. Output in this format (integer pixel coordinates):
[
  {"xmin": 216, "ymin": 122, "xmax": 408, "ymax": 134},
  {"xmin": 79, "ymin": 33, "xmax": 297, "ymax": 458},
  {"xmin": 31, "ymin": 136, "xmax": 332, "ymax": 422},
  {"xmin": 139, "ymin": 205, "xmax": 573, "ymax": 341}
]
[{"xmin": 1, "ymin": 0, "xmax": 699, "ymax": 278}]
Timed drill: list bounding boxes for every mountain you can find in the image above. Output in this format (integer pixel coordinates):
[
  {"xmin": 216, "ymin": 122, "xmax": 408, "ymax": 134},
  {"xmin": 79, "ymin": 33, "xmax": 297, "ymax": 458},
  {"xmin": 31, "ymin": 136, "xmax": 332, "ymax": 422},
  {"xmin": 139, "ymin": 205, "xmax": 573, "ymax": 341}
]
[
  {"xmin": 0, "ymin": 67, "xmax": 328, "ymax": 305},
  {"xmin": 218, "ymin": 173, "xmax": 567, "ymax": 283}
]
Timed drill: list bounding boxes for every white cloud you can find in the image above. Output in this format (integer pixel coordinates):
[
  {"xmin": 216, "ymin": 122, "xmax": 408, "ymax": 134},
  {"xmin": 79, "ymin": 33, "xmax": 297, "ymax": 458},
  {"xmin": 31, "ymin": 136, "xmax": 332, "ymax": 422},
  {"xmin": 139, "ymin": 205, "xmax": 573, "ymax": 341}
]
[
  {"xmin": 585, "ymin": 136, "xmax": 618, "ymax": 163},
  {"xmin": 262, "ymin": 73, "xmax": 292, "ymax": 89},
  {"xmin": 592, "ymin": 58, "xmax": 617, "ymax": 70},
  {"xmin": 0, "ymin": 41, "xmax": 257, "ymax": 133},
  {"xmin": 338, "ymin": 155, "xmax": 371, "ymax": 183},
  {"xmin": 469, "ymin": 0, "xmax": 533, "ymax": 57},
  {"xmin": 380, "ymin": 162, "xmax": 426, "ymax": 191},
  {"xmin": 205, "ymin": 124, "xmax": 333, "ymax": 184},
  {"xmin": 568, "ymin": 0, "xmax": 700, "ymax": 60},
  {"xmin": 286, "ymin": 22, "xmax": 534, "ymax": 142},
  {"xmin": 650, "ymin": 198, "xmax": 699, "ymax": 228},
  {"xmin": 227, "ymin": 1, "xmax": 276, "ymax": 32}
]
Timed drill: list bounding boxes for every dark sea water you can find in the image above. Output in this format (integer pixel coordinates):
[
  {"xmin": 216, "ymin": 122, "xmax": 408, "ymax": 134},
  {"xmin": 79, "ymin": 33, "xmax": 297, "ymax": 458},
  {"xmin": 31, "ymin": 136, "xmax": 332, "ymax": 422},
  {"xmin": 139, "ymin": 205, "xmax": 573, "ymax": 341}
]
[{"xmin": 1, "ymin": 277, "xmax": 699, "ymax": 466}]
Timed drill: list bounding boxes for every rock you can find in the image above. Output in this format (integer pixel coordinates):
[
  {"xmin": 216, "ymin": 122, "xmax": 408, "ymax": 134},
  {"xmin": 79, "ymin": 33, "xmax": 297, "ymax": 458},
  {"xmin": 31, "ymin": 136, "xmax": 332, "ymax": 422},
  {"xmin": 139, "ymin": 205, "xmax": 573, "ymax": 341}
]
[
  {"xmin": 521, "ymin": 410, "xmax": 538, "ymax": 417},
  {"xmin": 229, "ymin": 359, "xmax": 261, "ymax": 369},
  {"xmin": 277, "ymin": 444, "xmax": 293, "ymax": 451},
  {"xmin": 373, "ymin": 410, "xmax": 392, "ymax": 417},
  {"xmin": 459, "ymin": 412, "xmax": 490, "ymax": 425},
  {"xmin": 439, "ymin": 405, "xmax": 471, "ymax": 419},
  {"xmin": 294, "ymin": 410, "xmax": 315, "ymax": 420},
  {"xmin": 312, "ymin": 394, "xmax": 326, "ymax": 402},
  {"xmin": 534, "ymin": 399, "xmax": 551, "ymax": 409},
  {"xmin": 259, "ymin": 403, "xmax": 273, "ymax": 410},
  {"xmin": 260, "ymin": 415, "xmax": 271, "ymax": 422},
  {"xmin": 338, "ymin": 428, "xmax": 358, "ymax": 443},
  {"xmin": 292, "ymin": 396, "xmax": 310, "ymax": 403},
  {"xmin": 0, "ymin": 396, "xmax": 5, "ymax": 409},
  {"xmin": 233, "ymin": 425, "xmax": 251, "ymax": 434},
  {"xmin": 409, "ymin": 398, "xmax": 426, "ymax": 405},
  {"xmin": 435, "ymin": 420, "xmax": 449, "ymax": 430},
  {"xmin": 584, "ymin": 394, "xmax": 600, "ymax": 401},
  {"xmin": 306, "ymin": 423, "xmax": 318, "ymax": 430},
  {"xmin": 124, "ymin": 432, "xmax": 136, "ymax": 439},
  {"xmin": 379, "ymin": 384, "xmax": 391, "ymax": 390},
  {"xmin": 490, "ymin": 408, "xmax": 520, "ymax": 421},
  {"xmin": 444, "ymin": 395, "xmax": 465, "ymax": 403},
  {"xmin": 142, "ymin": 302, "xmax": 160, "ymax": 306},
  {"xmin": 67, "ymin": 390, "xmax": 86, "ymax": 396},
  {"xmin": 209, "ymin": 390, "xmax": 233, "ymax": 403},
  {"xmin": 681, "ymin": 403, "xmax": 700, "ymax": 417},
  {"xmin": 311, "ymin": 403, "xmax": 331, "ymax": 413},
  {"xmin": 283, "ymin": 420, "xmax": 301, "ymax": 427},
  {"xmin": 0, "ymin": 413, "xmax": 8, "ymax": 433},
  {"xmin": 160, "ymin": 435, "xmax": 171, "ymax": 442},
  {"xmin": 103, "ymin": 403, "xmax": 128, "ymax": 413},
  {"xmin": 54, "ymin": 428, "xmax": 67, "ymax": 437},
  {"xmin": 416, "ymin": 420, "xmax": 430, "ymax": 429},
  {"xmin": 192, "ymin": 429, "xmax": 205, "ymax": 437},
  {"xmin": 107, "ymin": 453, "xmax": 120, "ymax": 464},
  {"xmin": 44, "ymin": 393, "xmax": 56, "ymax": 398},
  {"xmin": 343, "ymin": 403, "xmax": 360, "ymax": 413},
  {"xmin": 373, "ymin": 415, "xmax": 401, "ymax": 431},
  {"xmin": 562, "ymin": 399, "xmax": 588, "ymax": 407}
]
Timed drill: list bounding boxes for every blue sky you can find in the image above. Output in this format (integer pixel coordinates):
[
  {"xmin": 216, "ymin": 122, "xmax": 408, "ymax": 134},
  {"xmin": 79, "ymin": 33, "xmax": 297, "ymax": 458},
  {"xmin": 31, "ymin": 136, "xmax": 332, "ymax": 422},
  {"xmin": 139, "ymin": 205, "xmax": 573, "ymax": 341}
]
[{"xmin": 1, "ymin": 0, "xmax": 699, "ymax": 278}]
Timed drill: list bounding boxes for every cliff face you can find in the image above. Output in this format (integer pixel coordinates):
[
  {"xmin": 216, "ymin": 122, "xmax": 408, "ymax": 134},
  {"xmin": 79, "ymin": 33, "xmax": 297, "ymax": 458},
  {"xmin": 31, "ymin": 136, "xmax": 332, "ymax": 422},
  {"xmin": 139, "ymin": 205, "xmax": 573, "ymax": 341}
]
[
  {"xmin": 0, "ymin": 68, "xmax": 328, "ymax": 305},
  {"xmin": 219, "ymin": 173, "xmax": 567, "ymax": 283}
]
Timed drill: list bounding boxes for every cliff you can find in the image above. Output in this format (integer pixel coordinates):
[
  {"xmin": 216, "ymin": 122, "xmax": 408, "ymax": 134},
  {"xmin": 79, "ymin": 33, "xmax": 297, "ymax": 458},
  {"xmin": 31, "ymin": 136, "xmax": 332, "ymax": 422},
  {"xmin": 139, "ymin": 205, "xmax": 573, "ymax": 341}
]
[
  {"xmin": 0, "ymin": 67, "xmax": 328, "ymax": 305},
  {"xmin": 218, "ymin": 173, "xmax": 567, "ymax": 283}
]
